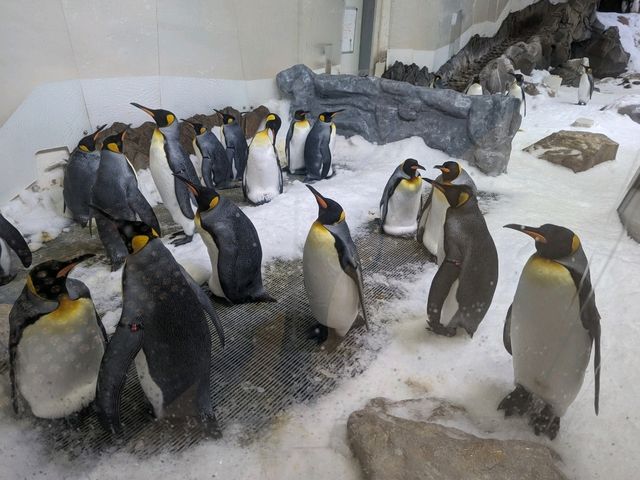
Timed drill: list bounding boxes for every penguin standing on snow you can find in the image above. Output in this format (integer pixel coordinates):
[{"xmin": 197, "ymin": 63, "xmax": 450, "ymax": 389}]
[
  {"xmin": 578, "ymin": 66, "xmax": 595, "ymax": 106},
  {"xmin": 183, "ymin": 120, "xmax": 233, "ymax": 189},
  {"xmin": 244, "ymin": 113, "xmax": 283, "ymax": 205},
  {"xmin": 285, "ymin": 110, "xmax": 311, "ymax": 174},
  {"xmin": 417, "ymin": 161, "xmax": 477, "ymax": 263},
  {"xmin": 425, "ymin": 181, "xmax": 498, "ymax": 337},
  {"xmin": 9, "ymin": 254, "xmax": 106, "ymax": 419},
  {"xmin": 499, "ymin": 224, "xmax": 601, "ymax": 440},
  {"xmin": 91, "ymin": 129, "xmax": 161, "ymax": 271},
  {"xmin": 507, "ymin": 72, "xmax": 526, "ymax": 117},
  {"xmin": 215, "ymin": 109, "xmax": 249, "ymax": 180},
  {"xmin": 131, "ymin": 103, "xmax": 198, "ymax": 246},
  {"xmin": 63, "ymin": 124, "xmax": 107, "ymax": 227},
  {"xmin": 0, "ymin": 214, "xmax": 32, "ymax": 285},
  {"xmin": 93, "ymin": 210, "xmax": 225, "ymax": 437},
  {"xmin": 304, "ymin": 110, "xmax": 343, "ymax": 183},
  {"xmin": 303, "ymin": 186, "xmax": 369, "ymax": 343},
  {"xmin": 465, "ymin": 75, "xmax": 484, "ymax": 95},
  {"xmin": 379, "ymin": 159, "xmax": 425, "ymax": 236},
  {"xmin": 175, "ymin": 175, "xmax": 274, "ymax": 303}
]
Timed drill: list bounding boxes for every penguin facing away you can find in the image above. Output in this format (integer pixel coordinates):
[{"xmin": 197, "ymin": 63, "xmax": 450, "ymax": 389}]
[
  {"xmin": 63, "ymin": 124, "xmax": 107, "ymax": 227},
  {"xmin": 465, "ymin": 75, "xmax": 484, "ymax": 95},
  {"xmin": 131, "ymin": 103, "xmax": 198, "ymax": 246},
  {"xmin": 379, "ymin": 159, "xmax": 425, "ymax": 236},
  {"xmin": 507, "ymin": 72, "xmax": 526, "ymax": 117},
  {"xmin": 578, "ymin": 66, "xmax": 595, "ymax": 106},
  {"xmin": 174, "ymin": 175, "xmax": 275, "ymax": 304},
  {"xmin": 0, "ymin": 214, "xmax": 32, "ymax": 285},
  {"xmin": 215, "ymin": 109, "xmax": 249, "ymax": 181},
  {"xmin": 91, "ymin": 128, "xmax": 161, "ymax": 271},
  {"xmin": 425, "ymin": 180, "xmax": 498, "ymax": 337},
  {"xmin": 499, "ymin": 224, "xmax": 601, "ymax": 440},
  {"xmin": 93, "ymin": 210, "xmax": 225, "ymax": 437},
  {"xmin": 304, "ymin": 110, "xmax": 343, "ymax": 183},
  {"xmin": 243, "ymin": 113, "xmax": 283, "ymax": 205},
  {"xmin": 183, "ymin": 120, "xmax": 233, "ymax": 189},
  {"xmin": 285, "ymin": 110, "xmax": 311, "ymax": 174},
  {"xmin": 417, "ymin": 161, "xmax": 477, "ymax": 264},
  {"xmin": 430, "ymin": 74, "xmax": 444, "ymax": 89},
  {"xmin": 303, "ymin": 186, "xmax": 369, "ymax": 343},
  {"xmin": 9, "ymin": 254, "xmax": 106, "ymax": 419}
]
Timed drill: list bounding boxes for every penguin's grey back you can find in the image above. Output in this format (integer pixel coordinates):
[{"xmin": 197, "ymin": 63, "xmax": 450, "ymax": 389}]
[
  {"xmin": 304, "ymin": 122, "xmax": 331, "ymax": 178},
  {"xmin": 197, "ymin": 131, "xmax": 232, "ymax": 187},
  {"xmin": 64, "ymin": 149, "xmax": 101, "ymax": 225},
  {"xmin": 92, "ymin": 150, "xmax": 139, "ymax": 219}
]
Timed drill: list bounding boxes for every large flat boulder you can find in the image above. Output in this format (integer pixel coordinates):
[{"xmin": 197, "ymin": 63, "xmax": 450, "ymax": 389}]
[
  {"xmin": 524, "ymin": 130, "xmax": 618, "ymax": 172},
  {"xmin": 347, "ymin": 397, "xmax": 568, "ymax": 480},
  {"xmin": 276, "ymin": 64, "xmax": 521, "ymax": 176}
]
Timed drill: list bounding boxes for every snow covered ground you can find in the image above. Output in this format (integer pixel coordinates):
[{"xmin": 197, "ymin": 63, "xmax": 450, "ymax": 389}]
[{"xmin": 3, "ymin": 24, "xmax": 640, "ymax": 480}]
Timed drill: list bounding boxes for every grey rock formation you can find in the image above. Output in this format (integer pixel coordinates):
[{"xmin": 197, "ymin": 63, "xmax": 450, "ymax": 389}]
[
  {"xmin": 524, "ymin": 130, "xmax": 618, "ymax": 172},
  {"xmin": 347, "ymin": 397, "xmax": 568, "ymax": 480},
  {"xmin": 552, "ymin": 58, "xmax": 589, "ymax": 87},
  {"xmin": 277, "ymin": 64, "xmax": 521, "ymax": 175},
  {"xmin": 382, "ymin": 61, "xmax": 433, "ymax": 87},
  {"xmin": 618, "ymin": 105, "xmax": 640, "ymax": 124},
  {"xmin": 481, "ymin": 56, "xmax": 515, "ymax": 94},
  {"xmin": 572, "ymin": 26, "xmax": 630, "ymax": 77},
  {"xmin": 618, "ymin": 167, "xmax": 640, "ymax": 243}
]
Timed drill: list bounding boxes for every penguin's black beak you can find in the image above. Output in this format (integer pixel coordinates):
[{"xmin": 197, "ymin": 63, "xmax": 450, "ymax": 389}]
[
  {"xmin": 425, "ymin": 179, "xmax": 447, "ymax": 193},
  {"xmin": 411, "ymin": 164, "xmax": 426, "ymax": 171},
  {"xmin": 93, "ymin": 124, "xmax": 108, "ymax": 139},
  {"xmin": 329, "ymin": 109, "xmax": 345, "ymax": 118},
  {"xmin": 504, "ymin": 224, "xmax": 548, "ymax": 243},
  {"xmin": 434, "ymin": 165, "xmax": 450, "ymax": 173},
  {"xmin": 173, "ymin": 173, "xmax": 201, "ymax": 197},
  {"xmin": 131, "ymin": 102, "xmax": 156, "ymax": 118},
  {"xmin": 306, "ymin": 185, "xmax": 328, "ymax": 210},
  {"xmin": 56, "ymin": 253, "xmax": 95, "ymax": 278},
  {"xmin": 508, "ymin": 72, "xmax": 517, "ymax": 78}
]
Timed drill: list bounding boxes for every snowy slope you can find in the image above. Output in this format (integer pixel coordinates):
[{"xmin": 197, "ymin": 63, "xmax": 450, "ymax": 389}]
[{"xmin": 598, "ymin": 12, "xmax": 640, "ymax": 73}]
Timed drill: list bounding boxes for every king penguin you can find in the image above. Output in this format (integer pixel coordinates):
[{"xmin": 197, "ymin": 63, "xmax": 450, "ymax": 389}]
[
  {"xmin": 285, "ymin": 110, "xmax": 311, "ymax": 174},
  {"xmin": 499, "ymin": 223, "xmax": 601, "ymax": 440},
  {"xmin": 379, "ymin": 159, "xmax": 425, "ymax": 236},
  {"xmin": 9, "ymin": 254, "xmax": 106, "ymax": 419},
  {"xmin": 131, "ymin": 103, "xmax": 198, "ymax": 246},
  {"xmin": 63, "ymin": 124, "xmax": 107, "ymax": 227},
  {"xmin": 465, "ymin": 75, "xmax": 484, "ymax": 95},
  {"xmin": 430, "ymin": 74, "xmax": 444, "ymax": 89},
  {"xmin": 578, "ymin": 66, "xmax": 595, "ymax": 106},
  {"xmin": 215, "ymin": 109, "xmax": 249, "ymax": 181},
  {"xmin": 93, "ymin": 209, "xmax": 225, "ymax": 437},
  {"xmin": 507, "ymin": 72, "xmax": 526, "ymax": 117},
  {"xmin": 244, "ymin": 113, "xmax": 283, "ymax": 205},
  {"xmin": 0, "ymin": 214, "xmax": 32, "ymax": 286},
  {"xmin": 303, "ymin": 110, "xmax": 343, "ymax": 183},
  {"xmin": 417, "ymin": 161, "xmax": 477, "ymax": 263},
  {"xmin": 175, "ymin": 175, "xmax": 275, "ymax": 303},
  {"xmin": 91, "ymin": 128, "xmax": 161, "ymax": 271},
  {"xmin": 425, "ymin": 181, "xmax": 498, "ymax": 337},
  {"xmin": 183, "ymin": 120, "xmax": 233, "ymax": 189},
  {"xmin": 303, "ymin": 186, "xmax": 369, "ymax": 343}
]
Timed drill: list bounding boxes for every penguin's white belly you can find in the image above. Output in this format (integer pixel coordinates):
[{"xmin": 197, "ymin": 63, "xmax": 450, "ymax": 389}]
[
  {"xmin": 509, "ymin": 86, "xmax": 524, "ymax": 116},
  {"xmin": 289, "ymin": 128, "xmax": 309, "ymax": 172},
  {"xmin": 303, "ymin": 225, "xmax": 359, "ymax": 337},
  {"xmin": 245, "ymin": 144, "xmax": 281, "ymax": 204},
  {"xmin": 467, "ymin": 84, "xmax": 483, "ymax": 95},
  {"xmin": 327, "ymin": 125, "xmax": 336, "ymax": 176},
  {"xmin": 421, "ymin": 189, "xmax": 448, "ymax": 263},
  {"xmin": 135, "ymin": 350, "xmax": 165, "ymax": 418},
  {"xmin": 383, "ymin": 180, "xmax": 422, "ymax": 236},
  {"xmin": 578, "ymin": 74, "xmax": 590, "ymax": 104},
  {"xmin": 439, "ymin": 279, "xmax": 459, "ymax": 327},
  {"xmin": 0, "ymin": 239, "xmax": 10, "ymax": 275},
  {"xmin": 16, "ymin": 299, "xmax": 104, "ymax": 418},
  {"xmin": 196, "ymin": 221, "xmax": 226, "ymax": 299},
  {"xmin": 149, "ymin": 133, "xmax": 194, "ymax": 236},
  {"xmin": 192, "ymin": 140, "xmax": 204, "ymax": 182},
  {"xmin": 511, "ymin": 259, "xmax": 592, "ymax": 416}
]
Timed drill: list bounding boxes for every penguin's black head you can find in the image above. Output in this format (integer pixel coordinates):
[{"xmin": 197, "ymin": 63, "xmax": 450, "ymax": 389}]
[
  {"xmin": 183, "ymin": 119, "xmax": 208, "ymax": 136},
  {"xmin": 27, "ymin": 254, "xmax": 94, "ymax": 300},
  {"xmin": 90, "ymin": 205, "xmax": 159, "ymax": 254},
  {"xmin": 77, "ymin": 124, "xmax": 107, "ymax": 153},
  {"xmin": 586, "ymin": 66, "xmax": 593, "ymax": 74},
  {"xmin": 307, "ymin": 185, "xmax": 345, "ymax": 225},
  {"xmin": 101, "ymin": 128, "xmax": 129, "ymax": 154},
  {"xmin": 294, "ymin": 110, "xmax": 309, "ymax": 121},
  {"xmin": 433, "ymin": 161, "xmax": 461, "ymax": 182},
  {"xmin": 504, "ymin": 223, "xmax": 580, "ymax": 259},
  {"xmin": 402, "ymin": 159, "xmax": 425, "ymax": 178},
  {"xmin": 214, "ymin": 109, "xmax": 236, "ymax": 125},
  {"xmin": 173, "ymin": 174, "xmax": 220, "ymax": 212},
  {"xmin": 265, "ymin": 113, "xmax": 282, "ymax": 141},
  {"xmin": 318, "ymin": 110, "xmax": 344, "ymax": 123},
  {"xmin": 426, "ymin": 179, "xmax": 474, "ymax": 208},
  {"xmin": 473, "ymin": 75, "xmax": 481, "ymax": 84},
  {"xmin": 131, "ymin": 103, "xmax": 176, "ymax": 128},
  {"xmin": 509, "ymin": 72, "xmax": 524, "ymax": 85}
]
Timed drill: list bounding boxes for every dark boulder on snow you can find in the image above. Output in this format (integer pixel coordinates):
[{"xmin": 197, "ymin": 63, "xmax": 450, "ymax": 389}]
[
  {"xmin": 277, "ymin": 64, "xmax": 521, "ymax": 176},
  {"xmin": 552, "ymin": 58, "xmax": 590, "ymax": 87},
  {"xmin": 347, "ymin": 397, "xmax": 569, "ymax": 480},
  {"xmin": 572, "ymin": 26, "xmax": 630, "ymax": 77}
]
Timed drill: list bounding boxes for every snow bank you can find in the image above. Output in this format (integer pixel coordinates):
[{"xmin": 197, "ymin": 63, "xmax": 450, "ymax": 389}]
[{"xmin": 598, "ymin": 12, "xmax": 640, "ymax": 73}]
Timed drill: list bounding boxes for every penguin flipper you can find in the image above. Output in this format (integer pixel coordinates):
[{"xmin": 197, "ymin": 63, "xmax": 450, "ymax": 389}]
[
  {"xmin": 521, "ymin": 91, "xmax": 527, "ymax": 117},
  {"xmin": 320, "ymin": 140, "xmax": 332, "ymax": 179},
  {"xmin": 174, "ymin": 177, "xmax": 196, "ymax": 220},
  {"xmin": 285, "ymin": 121, "xmax": 294, "ymax": 167},
  {"xmin": 201, "ymin": 153, "xmax": 214, "ymax": 189},
  {"xmin": 380, "ymin": 169, "xmax": 405, "ymax": 232},
  {"xmin": 427, "ymin": 258, "xmax": 461, "ymax": 328},
  {"xmin": 0, "ymin": 214, "xmax": 32, "ymax": 267},
  {"xmin": 95, "ymin": 320, "xmax": 144, "ymax": 434},
  {"xmin": 503, "ymin": 305, "xmax": 513, "ymax": 355},
  {"xmin": 589, "ymin": 75, "xmax": 595, "ymax": 100},
  {"xmin": 416, "ymin": 190, "xmax": 433, "ymax": 242},
  {"xmin": 128, "ymin": 187, "xmax": 162, "ymax": 235}
]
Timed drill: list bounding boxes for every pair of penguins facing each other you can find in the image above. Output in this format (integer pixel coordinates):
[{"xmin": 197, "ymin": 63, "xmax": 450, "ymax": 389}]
[
  {"xmin": 461, "ymin": 73, "xmax": 525, "ymax": 117},
  {"xmin": 382, "ymin": 158, "xmax": 601, "ymax": 440}
]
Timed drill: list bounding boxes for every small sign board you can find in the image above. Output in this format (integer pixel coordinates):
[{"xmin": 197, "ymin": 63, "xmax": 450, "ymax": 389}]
[{"xmin": 341, "ymin": 7, "xmax": 358, "ymax": 54}]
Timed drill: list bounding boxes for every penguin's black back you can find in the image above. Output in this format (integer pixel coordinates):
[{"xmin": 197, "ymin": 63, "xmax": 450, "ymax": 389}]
[
  {"xmin": 64, "ymin": 149, "xmax": 101, "ymax": 225},
  {"xmin": 304, "ymin": 122, "xmax": 331, "ymax": 179}
]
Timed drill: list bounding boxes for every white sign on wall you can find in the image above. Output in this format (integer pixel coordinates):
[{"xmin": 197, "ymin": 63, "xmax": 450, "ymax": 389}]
[{"xmin": 341, "ymin": 7, "xmax": 358, "ymax": 54}]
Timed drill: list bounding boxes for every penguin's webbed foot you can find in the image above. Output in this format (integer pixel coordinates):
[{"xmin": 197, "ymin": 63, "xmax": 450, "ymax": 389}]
[
  {"xmin": 529, "ymin": 404, "xmax": 560, "ymax": 440},
  {"xmin": 497, "ymin": 385, "xmax": 532, "ymax": 417},
  {"xmin": 0, "ymin": 274, "xmax": 17, "ymax": 286},
  {"xmin": 171, "ymin": 234, "xmax": 193, "ymax": 246},
  {"xmin": 308, "ymin": 323, "xmax": 329, "ymax": 344},
  {"xmin": 201, "ymin": 413, "xmax": 223, "ymax": 439},
  {"xmin": 170, "ymin": 229, "xmax": 185, "ymax": 239},
  {"xmin": 427, "ymin": 321, "xmax": 457, "ymax": 337}
]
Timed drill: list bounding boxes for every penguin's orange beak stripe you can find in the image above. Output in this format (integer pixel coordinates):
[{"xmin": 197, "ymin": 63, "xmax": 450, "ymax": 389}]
[
  {"xmin": 56, "ymin": 263, "xmax": 78, "ymax": 278},
  {"xmin": 314, "ymin": 194, "xmax": 328, "ymax": 209},
  {"xmin": 186, "ymin": 183, "xmax": 199, "ymax": 196},
  {"xmin": 523, "ymin": 230, "xmax": 547, "ymax": 243},
  {"xmin": 131, "ymin": 103, "xmax": 155, "ymax": 118},
  {"xmin": 439, "ymin": 167, "xmax": 450, "ymax": 173}
]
